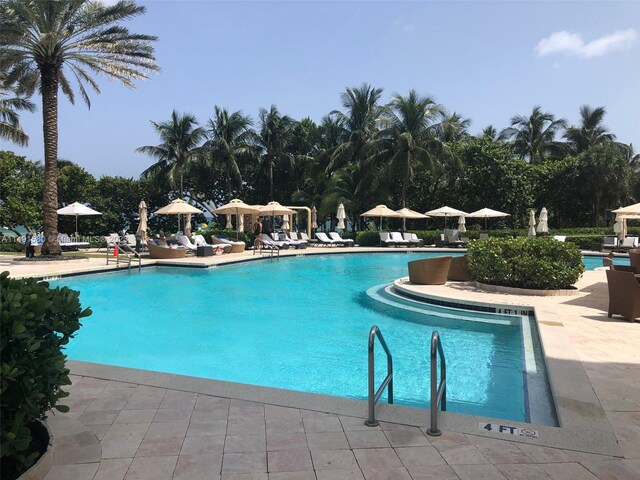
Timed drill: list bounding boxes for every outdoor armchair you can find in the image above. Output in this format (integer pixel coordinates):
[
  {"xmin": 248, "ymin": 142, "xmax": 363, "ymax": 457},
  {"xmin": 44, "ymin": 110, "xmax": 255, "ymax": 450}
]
[
  {"xmin": 408, "ymin": 256, "xmax": 452, "ymax": 285},
  {"xmin": 606, "ymin": 269, "xmax": 640, "ymax": 322},
  {"xmin": 447, "ymin": 256, "xmax": 472, "ymax": 281},
  {"xmin": 603, "ymin": 236, "xmax": 618, "ymax": 251},
  {"xmin": 629, "ymin": 249, "xmax": 640, "ymax": 271}
]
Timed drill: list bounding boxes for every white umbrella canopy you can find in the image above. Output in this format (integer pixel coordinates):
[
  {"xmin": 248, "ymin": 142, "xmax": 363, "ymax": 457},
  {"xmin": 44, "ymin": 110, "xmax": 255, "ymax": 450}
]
[
  {"xmin": 612, "ymin": 202, "xmax": 640, "ymax": 219},
  {"xmin": 613, "ymin": 215, "xmax": 626, "ymax": 242},
  {"xmin": 457, "ymin": 215, "xmax": 466, "ymax": 233},
  {"xmin": 395, "ymin": 208, "xmax": 427, "ymax": 219},
  {"xmin": 467, "ymin": 207, "xmax": 510, "ymax": 231},
  {"xmin": 360, "ymin": 204, "xmax": 401, "ymax": 231},
  {"xmin": 155, "ymin": 199, "xmax": 202, "ymax": 215},
  {"xmin": 536, "ymin": 207, "xmax": 548, "ymax": 234},
  {"xmin": 528, "ymin": 210, "xmax": 537, "ymax": 238},
  {"xmin": 311, "ymin": 206, "xmax": 318, "ymax": 229},
  {"xmin": 238, "ymin": 214, "xmax": 244, "ymax": 233},
  {"xmin": 225, "ymin": 215, "xmax": 233, "ymax": 229},
  {"xmin": 282, "ymin": 214, "xmax": 290, "ymax": 231},
  {"xmin": 136, "ymin": 200, "xmax": 147, "ymax": 240},
  {"xmin": 424, "ymin": 206, "xmax": 468, "ymax": 232},
  {"xmin": 57, "ymin": 202, "xmax": 101, "ymax": 236},
  {"xmin": 336, "ymin": 203, "xmax": 346, "ymax": 230}
]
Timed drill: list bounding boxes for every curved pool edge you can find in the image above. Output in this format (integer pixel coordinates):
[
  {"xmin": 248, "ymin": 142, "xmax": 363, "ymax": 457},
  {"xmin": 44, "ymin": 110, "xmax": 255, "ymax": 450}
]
[
  {"xmin": 391, "ymin": 273, "xmax": 622, "ymax": 457},
  {"xmin": 67, "ymin": 359, "xmax": 621, "ymax": 457}
]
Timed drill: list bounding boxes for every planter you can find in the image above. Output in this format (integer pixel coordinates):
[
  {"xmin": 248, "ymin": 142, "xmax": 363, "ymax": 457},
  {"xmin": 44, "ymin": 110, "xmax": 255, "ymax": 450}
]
[
  {"xmin": 16, "ymin": 420, "xmax": 53, "ymax": 480},
  {"xmin": 475, "ymin": 281, "xmax": 578, "ymax": 297}
]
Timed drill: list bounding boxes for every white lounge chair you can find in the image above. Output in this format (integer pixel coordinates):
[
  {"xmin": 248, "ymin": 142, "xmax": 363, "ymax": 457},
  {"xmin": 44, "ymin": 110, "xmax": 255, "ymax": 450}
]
[
  {"xmin": 379, "ymin": 232, "xmax": 397, "ymax": 247},
  {"xmin": 552, "ymin": 235, "xmax": 566, "ymax": 242},
  {"xmin": 211, "ymin": 234, "xmax": 246, "ymax": 253},
  {"xmin": 316, "ymin": 232, "xmax": 340, "ymax": 246},
  {"xmin": 176, "ymin": 235, "xmax": 198, "ymax": 251},
  {"xmin": 389, "ymin": 232, "xmax": 410, "ymax": 246},
  {"xmin": 328, "ymin": 232, "xmax": 354, "ymax": 246},
  {"xmin": 58, "ymin": 233, "xmax": 90, "ymax": 250},
  {"xmin": 402, "ymin": 232, "xmax": 424, "ymax": 247},
  {"xmin": 620, "ymin": 237, "xmax": 639, "ymax": 251},
  {"xmin": 281, "ymin": 232, "xmax": 308, "ymax": 248},
  {"xmin": 603, "ymin": 236, "xmax": 619, "ymax": 251},
  {"xmin": 254, "ymin": 235, "xmax": 282, "ymax": 255}
]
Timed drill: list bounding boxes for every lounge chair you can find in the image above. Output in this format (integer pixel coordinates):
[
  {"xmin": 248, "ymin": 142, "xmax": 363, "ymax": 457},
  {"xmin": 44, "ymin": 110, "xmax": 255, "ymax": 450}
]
[
  {"xmin": 379, "ymin": 232, "xmax": 397, "ymax": 247},
  {"xmin": 389, "ymin": 232, "xmax": 411, "ymax": 246},
  {"xmin": 402, "ymin": 232, "xmax": 424, "ymax": 247},
  {"xmin": 552, "ymin": 235, "xmax": 566, "ymax": 242},
  {"xmin": 58, "ymin": 233, "xmax": 90, "ymax": 250},
  {"xmin": 176, "ymin": 235, "xmax": 198, "ymax": 251},
  {"xmin": 603, "ymin": 236, "xmax": 619, "ymax": 251},
  {"xmin": 211, "ymin": 234, "xmax": 246, "ymax": 253},
  {"xmin": 629, "ymin": 249, "xmax": 640, "ymax": 271},
  {"xmin": 316, "ymin": 232, "xmax": 340, "ymax": 246},
  {"xmin": 620, "ymin": 237, "xmax": 639, "ymax": 251},
  {"xmin": 435, "ymin": 234, "xmax": 447, "ymax": 248},
  {"xmin": 408, "ymin": 256, "xmax": 452, "ymax": 285},
  {"xmin": 98, "ymin": 233, "xmax": 119, "ymax": 252},
  {"xmin": 329, "ymin": 232, "xmax": 354, "ymax": 246},
  {"xmin": 277, "ymin": 232, "xmax": 307, "ymax": 249},
  {"xmin": 255, "ymin": 235, "xmax": 282, "ymax": 254},
  {"xmin": 147, "ymin": 241, "xmax": 188, "ymax": 259},
  {"xmin": 606, "ymin": 269, "xmax": 640, "ymax": 322},
  {"xmin": 448, "ymin": 256, "xmax": 472, "ymax": 281},
  {"xmin": 445, "ymin": 229, "xmax": 467, "ymax": 247}
]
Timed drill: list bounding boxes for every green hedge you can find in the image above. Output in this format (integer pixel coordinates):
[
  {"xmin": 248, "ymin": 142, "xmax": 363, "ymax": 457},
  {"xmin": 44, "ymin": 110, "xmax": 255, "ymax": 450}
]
[
  {"xmin": 0, "ymin": 272, "xmax": 91, "ymax": 478},
  {"xmin": 467, "ymin": 237, "xmax": 585, "ymax": 290}
]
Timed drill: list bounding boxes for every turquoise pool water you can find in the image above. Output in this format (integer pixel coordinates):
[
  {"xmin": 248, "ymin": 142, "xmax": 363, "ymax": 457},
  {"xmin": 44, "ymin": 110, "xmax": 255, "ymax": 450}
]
[
  {"xmin": 583, "ymin": 255, "xmax": 630, "ymax": 270},
  {"xmin": 55, "ymin": 253, "xmax": 549, "ymax": 423}
]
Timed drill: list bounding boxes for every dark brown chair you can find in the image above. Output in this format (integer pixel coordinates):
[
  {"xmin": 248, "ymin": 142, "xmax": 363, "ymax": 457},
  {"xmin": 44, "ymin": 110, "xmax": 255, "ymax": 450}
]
[
  {"xmin": 611, "ymin": 265, "xmax": 638, "ymax": 274},
  {"xmin": 629, "ymin": 249, "xmax": 640, "ymax": 271},
  {"xmin": 606, "ymin": 269, "xmax": 640, "ymax": 322},
  {"xmin": 448, "ymin": 256, "xmax": 472, "ymax": 281},
  {"xmin": 408, "ymin": 256, "xmax": 452, "ymax": 285}
]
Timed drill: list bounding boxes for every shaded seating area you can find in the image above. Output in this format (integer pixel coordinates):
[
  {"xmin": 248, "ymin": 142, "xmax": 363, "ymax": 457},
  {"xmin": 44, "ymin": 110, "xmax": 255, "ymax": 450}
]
[
  {"xmin": 147, "ymin": 241, "xmax": 188, "ymax": 259},
  {"xmin": 606, "ymin": 269, "xmax": 640, "ymax": 322},
  {"xmin": 408, "ymin": 256, "xmax": 452, "ymax": 285}
]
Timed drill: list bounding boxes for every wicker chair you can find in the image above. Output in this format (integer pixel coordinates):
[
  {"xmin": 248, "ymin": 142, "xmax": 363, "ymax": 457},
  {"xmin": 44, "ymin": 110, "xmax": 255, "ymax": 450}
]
[
  {"xmin": 629, "ymin": 249, "xmax": 640, "ymax": 271},
  {"xmin": 448, "ymin": 256, "xmax": 472, "ymax": 281},
  {"xmin": 408, "ymin": 256, "xmax": 452, "ymax": 285},
  {"xmin": 606, "ymin": 269, "xmax": 640, "ymax": 322},
  {"xmin": 147, "ymin": 243, "xmax": 188, "ymax": 259}
]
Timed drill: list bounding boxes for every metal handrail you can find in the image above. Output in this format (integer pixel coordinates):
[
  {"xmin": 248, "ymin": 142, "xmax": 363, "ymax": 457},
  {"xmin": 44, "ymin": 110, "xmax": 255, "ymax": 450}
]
[
  {"xmin": 426, "ymin": 330, "xmax": 446, "ymax": 436},
  {"xmin": 365, "ymin": 325, "xmax": 393, "ymax": 427},
  {"xmin": 106, "ymin": 243, "xmax": 142, "ymax": 272}
]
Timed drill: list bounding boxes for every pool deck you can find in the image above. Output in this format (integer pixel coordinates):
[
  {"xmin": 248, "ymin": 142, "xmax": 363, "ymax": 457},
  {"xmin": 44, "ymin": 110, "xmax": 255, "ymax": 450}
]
[{"xmin": 5, "ymin": 249, "xmax": 640, "ymax": 479}]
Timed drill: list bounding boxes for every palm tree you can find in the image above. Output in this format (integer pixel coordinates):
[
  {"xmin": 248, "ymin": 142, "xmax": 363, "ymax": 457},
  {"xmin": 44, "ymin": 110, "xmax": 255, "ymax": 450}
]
[
  {"xmin": 326, "ymin": 83, "xmax": 384, "ymax": 173},
  {"xmin": 0, "ymin": 77, "xmax": 35, "ymax": 146},
  {"xmin": 256, "ymin": 105, "xmax": 293, "ymax": 201},
  {"xmin": 499, "ymin": 106, "xmax": 567, "ymax": 164},
  {"xmin": 204, "ymin": 107, "xmax": 258, "ymax": 199},
  {"xmin": 0, "ymin": 0, "xmax": 158, "ymax": 254},
  {"xmin": 138, "ymin": 110, "xmax": 206, "ymax": 198},
  {"xmin": 564, "ymin": 105, "xmax": 617, "ymax": 154},
  {"xmin": 481, "ymin": 125, "xmax": 499, "ymax": 141}
]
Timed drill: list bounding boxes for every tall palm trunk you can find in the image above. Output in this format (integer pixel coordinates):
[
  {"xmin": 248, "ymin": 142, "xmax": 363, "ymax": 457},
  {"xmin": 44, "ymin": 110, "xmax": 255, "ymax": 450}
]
[
  {"xmin": 41, "ymin": 66, "xmax": 62, "ymax": 255},
  {"xmin": 269, "ymin": 154, "xmax": 274, "ymax": 201}
]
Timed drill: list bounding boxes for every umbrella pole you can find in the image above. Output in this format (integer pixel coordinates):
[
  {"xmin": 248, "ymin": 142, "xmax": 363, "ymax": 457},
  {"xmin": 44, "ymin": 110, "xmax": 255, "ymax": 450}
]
[
  {"xmin": 485, "ymin": 217, "xmax": 487, "ymax": 232},
  {"xmin": 75, "ymin": 215, "xmax": 78, "ymax": 237}
]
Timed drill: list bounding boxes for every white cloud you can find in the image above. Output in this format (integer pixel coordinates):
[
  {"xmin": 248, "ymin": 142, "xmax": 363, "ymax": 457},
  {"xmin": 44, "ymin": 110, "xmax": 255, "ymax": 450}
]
[{"xmin": 535, "ymin": 29, "xmax": 637, "ymax": 58}]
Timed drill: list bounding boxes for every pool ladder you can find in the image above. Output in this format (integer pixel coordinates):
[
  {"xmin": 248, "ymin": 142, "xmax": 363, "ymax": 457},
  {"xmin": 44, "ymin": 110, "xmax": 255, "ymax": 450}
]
[
  {"xmin": 365, "ymin": 327, "xmax": 446, "ymax": 435},
  {"xmin": 106, "ymin": 243, "xmax": 142, "ymax": 272}
]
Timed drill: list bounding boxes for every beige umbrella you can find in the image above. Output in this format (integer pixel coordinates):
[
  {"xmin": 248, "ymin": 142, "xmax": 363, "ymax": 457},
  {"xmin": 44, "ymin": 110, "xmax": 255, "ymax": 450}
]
[
  {"xmin": 457, "ymin": 215, "xmax": 466, "ymax": 233},
  {"xmin": 528, "ymin": 210, "xmax": 537, "ymax": 238},
  {"xmin": 155, "ymin": 199, "xmax": 202, "ymax": 233},
  {"xmin": 259, "ymin": 202, "xmax": 294, "ymax": 232},
  {"xmin": 361, "ymin": 204, "xmax": 402, "ymax": 231},
  {"xmin": 396, "ymin": 207, "xmax": 427, "ymax": 232},
  {"xmin": 282, "ymin": 214, "xmax": 290, "ymax": 231},
  {"xmin": 336, "ymin": 203, "xmax": 346, "ymax": 230},
  {"xmin": 536, "ymin": 207, "xmax": 548, "ymax": 234},
  {"xmin": 136, "ymin": 200, "xmax": 148, "ymax": 240},
  {"xmin": 225, "ymin": 215, "xmax": 233, "ymax": 230},
  {"xmin": 311, "ymin": 206, "xmax": 318, "ymax": 229},
  {"xmin": 213, "ymin": 199, "xmax": 260, "ymax": 239},
  {"xmin": 424, "ymin": 206, "xmax": 468, "ymax": 233},
  {"xmin": 612, "ymin": 202, "xmax": 640, "ymax": 219},
  {"xmin": 56, "ymin": 202, "xmax": 101, "ymax": 236},
  {"xmin": 467, "ymin": 207, "xmax": 510, "ymax": 231}
]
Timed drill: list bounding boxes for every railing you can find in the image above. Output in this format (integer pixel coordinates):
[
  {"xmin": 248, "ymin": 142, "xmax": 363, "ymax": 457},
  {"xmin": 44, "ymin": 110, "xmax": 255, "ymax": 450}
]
[
  {"xmin": 365, "ymin": 325, "xmax": 393, "ymax": 427},
  {"xmin": 105, "ymin": 243, "xmax": 142, "ymax": 272},
  {"xmin": 426, "ymin": 330, "xmax": 446, "ymax": 436}
]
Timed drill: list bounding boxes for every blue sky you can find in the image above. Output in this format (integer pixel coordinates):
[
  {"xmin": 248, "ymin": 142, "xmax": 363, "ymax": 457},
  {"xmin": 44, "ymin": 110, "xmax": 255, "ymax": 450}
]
[{"xmin": 8, "ymin": 0, "xmax": 640, "ymax": 177}]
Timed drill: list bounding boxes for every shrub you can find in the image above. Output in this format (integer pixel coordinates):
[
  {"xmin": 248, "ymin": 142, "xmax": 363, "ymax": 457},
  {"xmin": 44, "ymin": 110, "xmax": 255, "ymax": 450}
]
[
  {"xmin": 467, "ymin": 237, "xmax": 585, "ymax": 290},
  {"xmin": 356, "ymin": 231, "xmax": 381, "ymax": 246},
  {"xmin": 0, "ymin": 272, "xmax": 91, "ymax": 478}
]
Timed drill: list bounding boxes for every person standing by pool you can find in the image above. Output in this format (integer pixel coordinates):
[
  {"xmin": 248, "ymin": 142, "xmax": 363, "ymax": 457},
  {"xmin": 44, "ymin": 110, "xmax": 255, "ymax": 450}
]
[{"xmin": 254, "ymin": 218, "xmax": 263, "ymax": 250}]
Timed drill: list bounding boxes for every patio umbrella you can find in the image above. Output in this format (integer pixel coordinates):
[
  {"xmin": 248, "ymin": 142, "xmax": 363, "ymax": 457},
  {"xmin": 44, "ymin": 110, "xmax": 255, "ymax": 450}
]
[
  {"xmin": 612, "ymin": 202, "xmax": 640, "ymax": 219},
  {"xmin": 136, "ymin": 200, "xmax": 148, "ymax": 240},
  {"xmin": 184, "ymin": 213, "xmax": 192, "ymax": 237},
  {"xmin": 259, "ymin": 201, "xmax": 295, "ymax": 233},
  {"xmin": 467, "ymin": 208, "xmax": 510, "ymax": 231},
  {"xmin": 528, "ymin": 210, "xmax": 537, "ymax": 238},
  {"xmin": 424, "ymin": 206, "xmax": 468, "ymax": 233},
  {"xmin": 337, "ymin": 203, "xmax": 346, "ymax": 230},
  {"xmin": 311, "ymin": 206, "xmax": 318, "ymax": 229},
  {"xmin": 395, "ymin": 208, "xmax": 427, "ymax": 231},
  {"xmin": 213, "ymin": 199, "xmax": 260, "ymax": 239},
  {"xmin": 361, "ymin": 204, "xmax": 402, "ymax": 231},
  {"xmin": 238, "ymin": 214, "xmax": 244, "ymax": 233},
  {"xmin": 536, "ymin": 207, "xmax": 548, "ymax": 234},
  {"xmin": 155, "ymin": 199, "xmax": 202, "ymax": 232},
  {"xmin": 613, "ymin": 215, "xmax": 626, "ymax": 242},
  {"xmin": 56, "ymin": 202, "xmax": 101, "ymax": 236},
  {"xmin": 225, "ymin": 215, "xmax": 233, "ymax": 230},
  {"xmin": 282, "ymin": 214, "xmax": 290, "ymax": 231},
  {"xmin": 457, "ymin": 215, "xmax": 466, "ymax": 233}
]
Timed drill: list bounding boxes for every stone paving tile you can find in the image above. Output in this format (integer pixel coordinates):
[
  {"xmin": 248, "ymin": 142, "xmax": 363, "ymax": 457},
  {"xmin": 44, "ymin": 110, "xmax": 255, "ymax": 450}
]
[
  {"xmin": 188, "ymin": 420, "xmax": 228, "ymax": 437},
  {"xmin": 228, "ymin": 419, "xmax": 267, "ymax": 435},
  {"xmin": 153, "ymin": 408, "xmax": 193, "ymax": 424},
  {"xmin": 436, "ymin": 444, "xmax": 491, "ymax": 465},
  {"xmin": 514, "ymin": 444, "xmax": 573, "ymax": 464},
  {"xmin": 427, "ymin": 432, "xmax": 471, "ymax": 448},
  {"xmin": 339, "ymin": 415, "xmax": 374, "ymax": 431},
  {"xmin": 267, "ymin": 450, "xmax": 313, "ymax": 472},
  {"xmin": 114, "ymin": 409, "xmax": 157, "ymax": 425},
  {"xmin": 193, "ymin": 408, "xmax": 230, "ymax": 421},
  {"xmin": 475, "ymin": 440, "xmax": 533, "ymax": 464},
  {"xmin": 75, "ymin": 377, "xmax": 110, "ymax": 388},
  {"xmin": 310, "ymin": 449, "xmax": 358, "ymax": 470},
  {"xmin": 124, "ymin": 390, "xmax": 166, "ymax": 410},
  {"xmin": 229, "ymin": 400, "xmax": 265, "ymax": 419},
  {"xmin": 86, "ymin": 397, "xmax": 128, "ymax": 412},
  {"xmin": 78, "ymin": 410, "xmax": 119, "ymax": 425},
  {"xmin": 43, "ymin": 463, "xmax": 100, "ymax": 480},
  {"xmin": 407, "ymin": 465, "xmax": 461, "ymax": 479},
  {"xmin": 394, "ymin": 446, "xmax": 446, "ymax": 468},
  {"xmin": 93, "ymin": 457, "xmax": 133, "ymax": 480},
  {"xmin": 362, "ymin": 467, "xmax": 413, "ymax": 479},
  {"xmin": 265, "ymin": 405, "xmax": 301, "ymax": 421},
  {"xmin": 495, "ymin": 463, "xmax": 552, "ymax": 480},
  {"xmin": 225, "ymin": 434, "xmax": 267, "ymax": 453},
  {"xmin": 52, "ymin": 430, "xmax": 101, "ymax": 465},
  {"xmin": 302, "ymin": 416, "xmax": 343, "ymax": 433},
  {"xmin": 345, "ymin": 429, "xmax": 391, "ymax": 448},
  {"xmin": 268, "ymin": 472, "xmax": 316, "ymax": 480},
  {"xmin": 452, "ymin": 464, "xmax": 507, "ymax": 479},
  {"xmin": 181, "ymin": 435, "xmax": 225, "ymax": 455},
  {"xmin": 135, "ymin": 436, "xmax": 184, "ymax": 456},
  {"xmin": 159, "ymin": 390, "xmax": 197, "ymax": 410},
  {"xmin": 352, "ymin": 448, "xmax": 403, "ymax": 471},
  {"xmin": 144, "ymin": 421, "xmax": 189, "ymax": 439},
  {"xmin": 315, "ymin": 468, "xmax": 364, "ymax": 479},
  {"xmin": 101, "ymin": 423, "xmax": 149, "ymax": 459},
  {"xmin": 580, "ymin": 459, "xmax": 640, "ymax": 480},
  {"xmin": 173, "ymin": 454, "xmax": 223, "ymax": 480},
  {"xmin": 222, "ymin": 474, "xmax": 265, "ymax": 480},
  {"xmin": 266, "ymin": 433, "xmax": 308, "ymax": 451},
  {"xmin": 267, "ymin": 419, "xmax": 305, "ymax": 435},
  {"xmin": 124, "ymin": 455, "xmax": 177, "ymax": 480},
  {"xmin": 606, "ymin": 411, "xmax": 640, "ymax": 459},
  {"xmin": 306, "ymin": 432, "xmax": 349, "ymax": 450},
  {"xmin": 98, "ymin": 387, "xmax": 136, "ymax": 401},
  {"xmin": 222, "ymin": 452, "xmax": 267, "ymax": 474},
  {"xmin": 195, "ymin": 395, "xmax": 230, "ymax": 411},
  {"xmin": 538, "ymin": 462, "xmax": 599, "ymax": 479},
  {"xmin": 383, "ymin": 427, "xmax": 431, "ymax": 447},
  {"xmin": 86, "ymin": 423, "xmax": 111, "ymax": 440}
]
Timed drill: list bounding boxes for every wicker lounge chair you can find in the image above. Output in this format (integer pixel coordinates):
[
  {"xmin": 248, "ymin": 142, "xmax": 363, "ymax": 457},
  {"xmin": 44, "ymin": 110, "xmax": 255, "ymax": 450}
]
[
  {"xmin": 630, "ymin": 249, "xmax": 640, "ymax": 271},
  {"xmin": 408, "ymin": 256, "xmax": 452, "ymax": 285},
  {"xmin": 606, "ymin": 269, "xmax": 640, "ymax": 322},
  {"xmin": 147, "ymin": 242, "xmax": 188, "ymax": 259},
  {"xmin": 447, "ymin": 256, "xmax": 472, "ymax": 281}
]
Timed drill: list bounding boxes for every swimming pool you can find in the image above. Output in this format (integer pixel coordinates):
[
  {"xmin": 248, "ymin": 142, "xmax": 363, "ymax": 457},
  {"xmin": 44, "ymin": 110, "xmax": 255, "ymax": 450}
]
[
  {"xmin": 582, "ymin": 254, "xmax": 630, "ymax": 270},
  {"xmin": 54, "ymin": 253, "xmax": 556, "ymax": 424}
]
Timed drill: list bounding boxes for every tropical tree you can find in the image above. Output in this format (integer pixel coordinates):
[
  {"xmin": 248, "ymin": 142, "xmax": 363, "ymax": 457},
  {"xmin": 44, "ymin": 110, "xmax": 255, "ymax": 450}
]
[
  {"xmin": 499, "ymin": 106, "xmax": 567, "ymax": 164},
  {"xmin": 138, "ymin": 110, "xmax": 206, "ymax": 198},
  {"xmin": 256, "ymin": 105, "xmax": 294, "ymax": 201},
  {"xmin": 326, "ymin": 83, "xmax": 384, "ymax": 173},
  {"xmin": 0, "ymin": 0, "xmax": 158, "ymax": 254},
  {"xmin": 203, "ymin": 106, "xmax": 258, "ymax": 199},
  {"xmin": 564, "ymin": 105, "xmax": 618, "ymax": 154},
  {"xmin": 0, "ymin": 151, "xmax": 43, "ymax": 234},
  {"xmin": 0, "ymin": 77, "xmax": 35, "ymax": 146}
]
